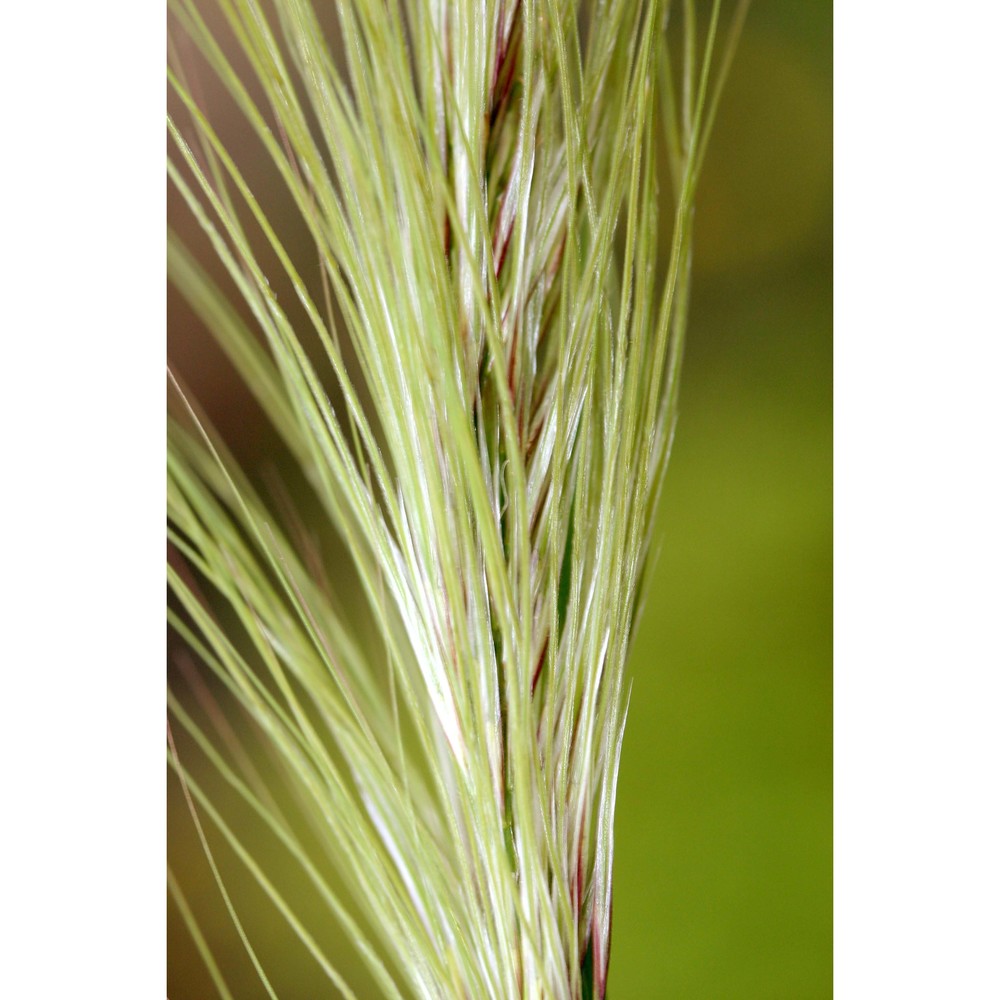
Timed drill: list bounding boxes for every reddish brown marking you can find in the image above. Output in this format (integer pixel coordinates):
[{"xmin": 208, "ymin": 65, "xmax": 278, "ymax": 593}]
[
  {"xmin": 491, "ymin": 1, "xmax": 508, "ymax": 91},
  {"xmin": 530, "ymin": 634, "xmax": 549, "ymax": 695},
  {"xmin": 490, "ymin": 24, "xmax": 522, "ymax": 128},
  {"xmin": 506, "ymin": 313, "xmax": 520, "ymax": 399},
  {"xmin": 493, "ymin": 209, "xmax": 514, "ymax": 278}
]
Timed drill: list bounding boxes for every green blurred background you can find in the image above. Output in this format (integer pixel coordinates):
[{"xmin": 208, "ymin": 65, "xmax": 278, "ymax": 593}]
[
  {"xmin": 169, "ymin": 2, "xmax": 831, "ymax": 996},
  {"xmin": 612, "ymin": 4, "xmax": 831, "ymax": 995}
]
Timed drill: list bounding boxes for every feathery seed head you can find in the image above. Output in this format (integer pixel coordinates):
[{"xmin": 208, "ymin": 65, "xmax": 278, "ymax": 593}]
[{"xmin": 167, "ymin": 0, "xmax": 747, "ymax": 996}]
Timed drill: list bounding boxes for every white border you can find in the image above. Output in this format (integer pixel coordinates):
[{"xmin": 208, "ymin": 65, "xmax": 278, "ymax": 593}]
[
  {"xmin": 4, "ymin": 3, "xmax": 164, "ymax": 996},
  {"xmin": 836, "ymin": 2, "xmax": 1000, "ymax": 995}
]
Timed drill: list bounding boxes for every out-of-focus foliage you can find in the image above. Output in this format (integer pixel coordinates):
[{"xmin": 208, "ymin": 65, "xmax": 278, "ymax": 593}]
[{"xmin": 614, "ymin": 2, "xmax": 831, "ymax": 996}]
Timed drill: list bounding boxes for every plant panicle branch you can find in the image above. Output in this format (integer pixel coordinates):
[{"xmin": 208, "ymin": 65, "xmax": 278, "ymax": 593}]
[{"xmin": 167, "ymin": 1, "xmax": 747, "ymax": 996}]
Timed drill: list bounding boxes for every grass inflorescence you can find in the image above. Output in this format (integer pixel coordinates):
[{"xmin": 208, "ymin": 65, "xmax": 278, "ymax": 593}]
[{"xmin": 167, "ymin": 0, "xmax": 747, "ymax": 996}]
